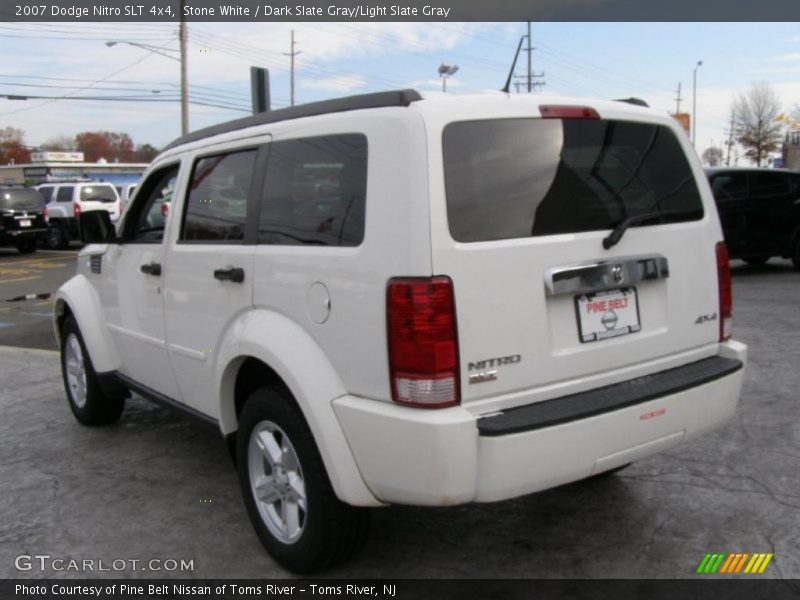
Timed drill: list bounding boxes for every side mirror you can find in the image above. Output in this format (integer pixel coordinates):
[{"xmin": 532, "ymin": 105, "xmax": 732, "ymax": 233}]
[{"xmin": 80, "ymin": 210, "xmax": 117, "ymax": 244}]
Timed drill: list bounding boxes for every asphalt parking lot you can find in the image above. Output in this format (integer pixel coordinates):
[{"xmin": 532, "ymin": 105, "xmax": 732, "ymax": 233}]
[
  {"xmin": 0, "ymin": 247, "xmax": 79, "ymax": 351},
  {"xmin": 0, "ymin": 257, "xmax": 798, "ymax": 580}
]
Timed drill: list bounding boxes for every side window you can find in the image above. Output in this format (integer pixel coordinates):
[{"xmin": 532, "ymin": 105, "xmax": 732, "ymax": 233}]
[
  {"xmin": 56, "ymin": 186, "xmax": 73, "ymax": 203},
  {"xmin": 180, "ymin": 150, "xmax": 256, "ymax": 243},
  {"xmin": 258, "ymin": 134, "xmax": 367, "ymax": 247},
  {"xmin": 710, "ymin": 173, "xmax": 747, "ymax": 202},
  {"xmin": 751, "ymin": 171, "xmax": 790, "ymax": 198},
  {"xmin": 122, "ymin": 164, "xmax": 179, "ymax": 243},
  {"xmin": 38, "ymin": 187, "xmax": 54, "ymax": 203}
]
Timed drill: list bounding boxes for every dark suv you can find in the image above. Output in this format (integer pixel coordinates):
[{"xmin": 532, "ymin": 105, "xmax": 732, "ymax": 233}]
[
  {"xmin": 706, "ymin": 167, "xmax": 800, "ymax": 268},
  {"xmin": 0, "ymin": 187, "xmax": 47, "ymax": 254}
]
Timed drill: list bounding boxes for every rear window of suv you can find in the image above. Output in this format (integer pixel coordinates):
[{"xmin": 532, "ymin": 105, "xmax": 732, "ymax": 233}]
[
  {"xmin": 0, "ymin": 188, "xmax": 44, "ymax": 211},
  {"xmin": 80, "ymin": 184, "xmax": 117, "ymax": 203},
  {"xmin": 443, "ymin": 118, "xmax": 704, "ymax": 243}
]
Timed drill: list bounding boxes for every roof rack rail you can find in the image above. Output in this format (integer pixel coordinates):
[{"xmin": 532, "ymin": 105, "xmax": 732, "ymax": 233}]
[{"xmin": 163, "ymin": 88, "xmax": 423, "ymax": 151}]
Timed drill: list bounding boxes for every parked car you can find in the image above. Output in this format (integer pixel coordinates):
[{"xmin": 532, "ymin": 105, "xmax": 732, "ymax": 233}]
[
  {"xmin": 115, "ymin": 183, "xmax": 138, "ymax": 215},
  {"xmin": 36, "ymin": 181, "xmax": 121, "ymax": 249},
  {"xmin": 706, "ymin": 167, "xmax": 800, "ymax": 267},
  {"xmin": 56, "ymin": 90, "xmax": 747, "ymax": 573},
  {"xmin": 0, "ymin": 186, "xmax": 47, "ymax": 253}
]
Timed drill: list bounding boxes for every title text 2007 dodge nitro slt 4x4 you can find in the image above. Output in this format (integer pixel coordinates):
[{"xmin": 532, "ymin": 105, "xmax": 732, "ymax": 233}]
[{"xmin": 55, "ymin": 90, "xmax": 746, "ymax": 573}]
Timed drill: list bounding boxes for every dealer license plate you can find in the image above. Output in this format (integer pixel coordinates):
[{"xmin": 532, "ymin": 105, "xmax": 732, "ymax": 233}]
[
  {"xmin": 575, "ymin": 287, "xmax": 641, "ymax": 343},
  {"xmin": 19, "ymin": 219, "xmax": 31, "ymax": 227}
]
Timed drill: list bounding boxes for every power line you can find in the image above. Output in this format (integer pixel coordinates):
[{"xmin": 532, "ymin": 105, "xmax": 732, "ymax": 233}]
[
  {"xmin": 0, "ymin": 73, "xmax": 258, "ymax": 103},
  {"xmin": 0, "ymin": 52, "xmax": 156, "ymax": 116}
]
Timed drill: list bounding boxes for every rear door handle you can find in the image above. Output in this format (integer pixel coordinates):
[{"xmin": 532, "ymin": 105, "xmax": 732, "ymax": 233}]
[
  {"xmin": 213, "ymin": 267, "xmax": 245, "ymax": 283},
  {"xmin": 140, "ymin": 262, "xmax": 161, "ymax": 276}
]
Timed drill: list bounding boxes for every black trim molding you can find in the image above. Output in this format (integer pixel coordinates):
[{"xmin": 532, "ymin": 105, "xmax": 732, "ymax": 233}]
[
  {"xmin": 101, "ymin": 371, "xmax": 219, "ymax": 428},
  {"xmin": 477, "ymin": 356, "xmax": 743, "ymax": 437}
]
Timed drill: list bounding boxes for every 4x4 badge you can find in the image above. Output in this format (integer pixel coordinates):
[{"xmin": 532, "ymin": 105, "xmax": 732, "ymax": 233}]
[{"xmin": 695, "ymin": 313, "xmax": 718, "ymax": 324}]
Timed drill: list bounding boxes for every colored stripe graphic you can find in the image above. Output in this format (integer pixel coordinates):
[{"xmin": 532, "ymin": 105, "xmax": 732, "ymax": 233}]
[
  {"xmin": 734, "ymin": 553, "xmax": 750, "ymax": 573},
  {"xmin": 697, "ymin": 552, "xmax": 773, "ymax": 574},
  {"xmin": 720, "ymin": 554, "xmax": 737, "ymax": 574},
  {"xmin": 696, "ymin": 554, "xmax": 712, "ymax": 574}
]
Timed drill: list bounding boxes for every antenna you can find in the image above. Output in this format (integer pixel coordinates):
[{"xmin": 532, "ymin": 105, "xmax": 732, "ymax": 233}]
[{"xmin": 501, "ymin": 37, "xmax": 525, "ymax": 94}]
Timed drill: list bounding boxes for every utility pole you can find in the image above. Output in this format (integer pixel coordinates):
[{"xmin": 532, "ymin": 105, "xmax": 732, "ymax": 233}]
[
  {"xmin": 179, "ymin": 0, "xmax": 188, "ymax": 134},
  {"xmin": 511, "ymin": 24, "xmax": 545, "ymax": 94},
  {"xmin": 526, "ymin": 21, "xmax": 532, "ymax": 93},
  {"xmin": 284, "ymin": 30, "xmax": 301, "ymax": 106},
  {"xmin": 725, "ymin": 110, "xmax": 736, "ymax": 167},
  {"xmin": 674, "ymin": 82, "xmax": 682, "ymax": 114}
]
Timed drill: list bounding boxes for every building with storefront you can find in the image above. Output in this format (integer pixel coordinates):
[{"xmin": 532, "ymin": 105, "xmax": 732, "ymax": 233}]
[
  {"xmin": 0, "ymin": 151, "xmax": 147, "ymax": 186},
  {"xmin": 783, "ymin": 130, "xmax": 800, "ymax": 170}
]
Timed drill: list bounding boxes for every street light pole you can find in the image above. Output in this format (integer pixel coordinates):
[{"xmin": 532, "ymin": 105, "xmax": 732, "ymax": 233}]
[
  {"xmin": 179, "ymin": 5, "xmax": 189, "ymax": 135},
  {"xmin": 438, "ymin": 63, "xmax": 459, "ymax": 93},
  {"xmin": 692, "ymin": 60, "xmax": 703, "ymax": 147},
  {"xmin": 106, "ymin": 38, "xmax": 187, "ymax": 134}
]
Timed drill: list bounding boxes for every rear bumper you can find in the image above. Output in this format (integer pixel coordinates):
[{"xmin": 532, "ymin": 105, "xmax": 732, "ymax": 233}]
[
  {"xmin": 0, "ymin": 228, "xmax": 47, "ymax": 242},
  {"xmin": 333, "ymin": 340, "xmax": 746, "ymax": 506}
]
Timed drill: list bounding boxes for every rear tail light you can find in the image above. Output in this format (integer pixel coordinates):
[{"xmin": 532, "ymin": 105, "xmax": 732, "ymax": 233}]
[
  {"xmin": 161, "ymin": 202, "xmax": 169, "ymax": 218},
  {"xmin": 716, "ymin": 242, "xmax": 733, "ymax": 341},
  {"xmin": 539, "ymin": 105, "xmax": 600, "ymax": 119},
  {"xmin": 73, "ymin": 203, "xmax": 81, "ymax": 219},
  {"xmin": 387, "ymin": 276, "xmax": 460, "ymax": 408},
  {"xmin": 43, "ymin": 206, "xmax": 49, "ymax": 223}
]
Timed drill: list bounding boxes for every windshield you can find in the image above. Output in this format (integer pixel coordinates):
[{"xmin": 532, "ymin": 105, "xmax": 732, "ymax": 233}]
[
  {"xmin": 0, "ymin": 188, "xmax": 45, "ymax": 211},
  {"xmin": 443, "ymin": 118, "xmax": 704, "ymax": 242},
  {"xmin": 80, "ymin": 185, "xmax": 117, "ymax": 203}
]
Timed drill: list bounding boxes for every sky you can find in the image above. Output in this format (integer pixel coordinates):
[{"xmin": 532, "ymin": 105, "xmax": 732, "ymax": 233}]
[{"xmin": 0, "ymin": 21, "xmax": 798, "ymax": 163}]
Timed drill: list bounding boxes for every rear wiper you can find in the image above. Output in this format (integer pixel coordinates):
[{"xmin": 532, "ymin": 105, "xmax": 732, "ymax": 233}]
[{"xmin": 602, "ymin": 211, "xmax": 665, "ymax": 250}]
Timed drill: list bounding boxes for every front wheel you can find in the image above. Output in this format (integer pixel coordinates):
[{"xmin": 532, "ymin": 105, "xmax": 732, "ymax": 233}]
[
  {"xmin": 60, "ymin": 316, "xmax": 125, "ymax": 425},
  {"xmin": 237, "ymin": 387, "xmax": 370, "ymax": 573}
]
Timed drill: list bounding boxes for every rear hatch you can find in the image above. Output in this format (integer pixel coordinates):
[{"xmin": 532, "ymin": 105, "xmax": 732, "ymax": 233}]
[
  {"xmin": 0, "ymin": 188, "xmax": 47, "ymax": 232},
  {"xmin": 432, "ymin": 107, "xmax": 722, "ymax": 408},
  {"xmin": 79, "ymin": 184, "xmax": 120, "ymax": 221}
]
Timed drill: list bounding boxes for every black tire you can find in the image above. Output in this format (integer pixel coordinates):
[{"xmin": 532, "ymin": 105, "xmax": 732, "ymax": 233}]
[
  {"xmin": 237, "ymin": 386, "xmax": 370, "ymax": 574},
  {"xmin": 47, "ymin": 222, "xmax": 69, "ymax": 250},
  {"xmin": 60, "ymin": 316, "xmax": 125, "ymax": 426},
  {"xmin": 743, "ymin": 256, "xmax": 769, "ymax": 266},
  {"xmin": 16, "ymin": 239, "xmax": 37, "ymax": 254}
]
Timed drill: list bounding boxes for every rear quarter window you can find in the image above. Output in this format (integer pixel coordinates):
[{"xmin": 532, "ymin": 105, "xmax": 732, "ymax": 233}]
[
  {"xmin": 443, "ymin": 118, "xmax": 704, "ymax": 242},
  {"xmin": 258, "ymin": 134, "xmax": 367, "ymax": 247}
]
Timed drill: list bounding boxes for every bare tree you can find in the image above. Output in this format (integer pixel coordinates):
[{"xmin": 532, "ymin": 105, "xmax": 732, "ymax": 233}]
[
  {"xmin": 41, "ymin": 135, "xmax": 77, "ymax": 152},
  {"xmin": 702, "ymin": 146, "xmax": 724, "ymax": 167},
  {"xmin": 0, "ymin": 126, "xmax": 31, "ymax": 164},
  {"xmin": 732, "ymin": 82, "xmax": 783, "ymax": 166}
]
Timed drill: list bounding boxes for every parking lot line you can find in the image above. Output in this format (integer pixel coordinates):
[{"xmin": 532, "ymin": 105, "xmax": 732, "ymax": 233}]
[
  {"xmin": 2, "ymin": 255, "xmax": 75, "ymax": 266},
  {"xmin": 0, "ymin": 276, "xmax": 38, "ymax": 284}
]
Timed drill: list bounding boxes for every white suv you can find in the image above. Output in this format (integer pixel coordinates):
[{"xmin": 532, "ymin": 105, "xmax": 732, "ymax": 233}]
[
  {"xmin": 36, "ymin": 181, "xmax": 121, "ymax": 249},
  {"xmin": 55, "ymin": 90, "xmax": 747, "ymax": 573}
]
